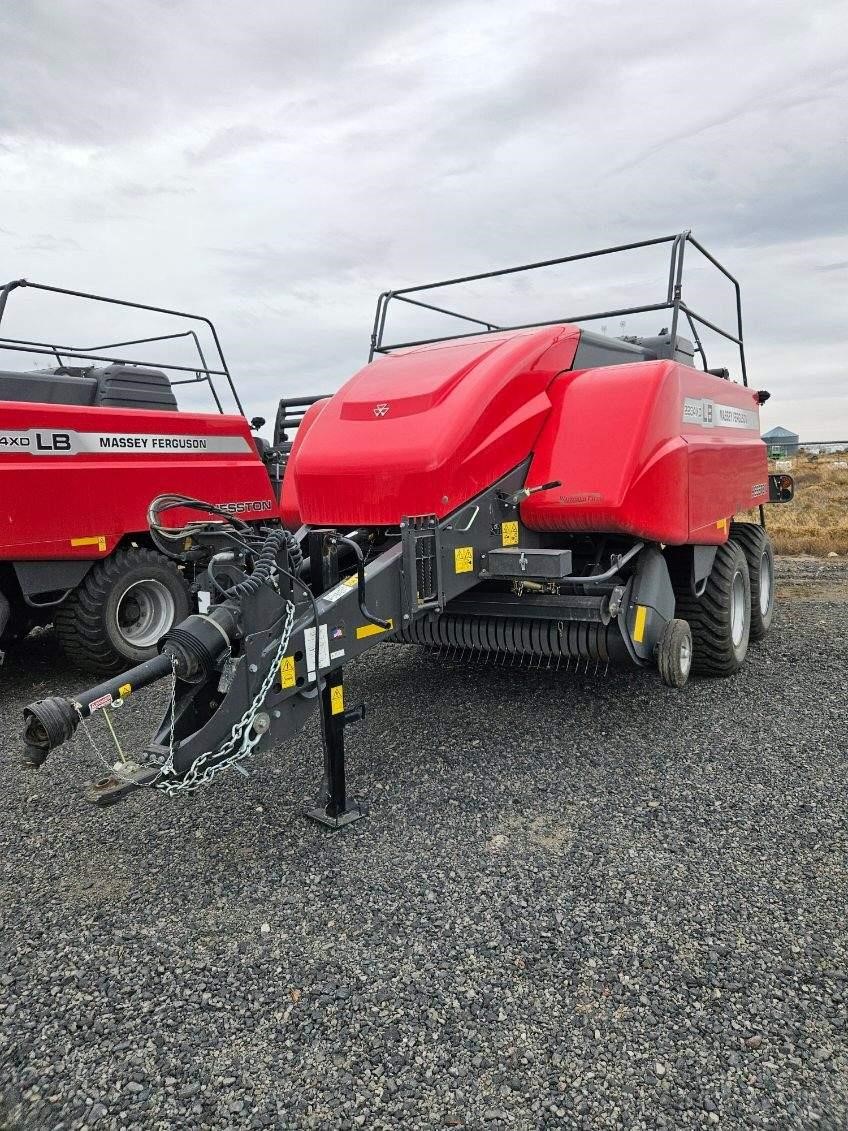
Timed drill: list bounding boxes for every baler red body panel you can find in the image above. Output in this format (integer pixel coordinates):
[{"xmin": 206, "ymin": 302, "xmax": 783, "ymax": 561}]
[
  {"xmin": 523, "ymin": 360, "xmax": 767, "ymax": 544},
  {"xmin": 0, "ymin": 402, "xmax": 274, "ymax": 559},
  {"xmin": 282, "ymin": 326, "xmax": 580, "ymax": 527},
  {"xmin": 284, "ymin": 324, "xmax": 767, "ymax": 544},
  {"xmin": 279, "ymin": 397, "xmax": 329, "ymax": 530}
]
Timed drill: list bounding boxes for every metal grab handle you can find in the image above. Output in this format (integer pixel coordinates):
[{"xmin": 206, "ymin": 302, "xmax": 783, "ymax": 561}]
[
  {"xmin": 507, "ymin": 479, "xmax": 562, "ymax": 505},
  {"xmin": 328, "ymin": 534, "xmax": 392, "ymax": 629}
]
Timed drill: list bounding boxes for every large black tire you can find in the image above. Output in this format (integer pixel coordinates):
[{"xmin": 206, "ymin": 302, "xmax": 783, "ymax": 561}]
[
  {"xmin": 729, "ymin": 521, "xmax": 775, "ymax": 641},
  {"xmin": 673, "ymin": 541, "xmax": 751, "ymax": 677},
  {"xmin": 55, "ymin": 547, "xmax": 190, "ymax": 675}
]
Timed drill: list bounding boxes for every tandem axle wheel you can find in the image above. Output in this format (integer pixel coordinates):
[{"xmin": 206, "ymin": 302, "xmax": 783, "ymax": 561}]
[{"xmin": 656, "ymin": 618, "xmax": 693, "ymax": 688}]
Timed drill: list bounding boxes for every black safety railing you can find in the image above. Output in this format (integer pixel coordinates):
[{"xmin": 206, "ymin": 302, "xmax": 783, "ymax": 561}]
[
  {"xmin": 0, "ymin": 278, "xmax": 245, "ymax": 415},
  {"xmin": 369, "ymin": 231, "xmax": 748, "ymax": 386},
  {"xmin": 273, "ymin": 394, "xmax": 328, "ymax": 449}
]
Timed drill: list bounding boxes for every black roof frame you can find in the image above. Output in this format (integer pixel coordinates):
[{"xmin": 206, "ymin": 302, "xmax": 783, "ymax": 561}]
[
  {"xmin": 0, "ymin": 278, "xmax": 245, "ymax": 415},
  {"xmin": 368, "ymin": 231, "xmax": 748, "ymax": 387}
]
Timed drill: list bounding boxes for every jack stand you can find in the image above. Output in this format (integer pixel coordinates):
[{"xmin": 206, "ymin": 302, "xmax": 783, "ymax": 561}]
[
  {"xmin": 304, "ymin": 669, "xmax": 368, "ymax": 829},
  {"xmin": 304, "ymin": 530, "xmax": 369, "ymax": 831}
]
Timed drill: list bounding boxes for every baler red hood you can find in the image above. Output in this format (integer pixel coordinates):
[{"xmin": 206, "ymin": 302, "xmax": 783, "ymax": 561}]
[{"xmin": 281, "ymin": 325, "xmax": 580, "ymax": 527}]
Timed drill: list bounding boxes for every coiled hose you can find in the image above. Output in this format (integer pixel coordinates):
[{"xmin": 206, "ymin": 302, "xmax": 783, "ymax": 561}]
[
  {"xmin": 285, "ymin": 532, "xmax": 303, "ymax": 575},
  {"xmin": 221, "ymin": 527, "xmax": 301, "ymax": 599},
  {"xmin": 146, "ymin": 492, "xmax": 303, "ymax": 594}
]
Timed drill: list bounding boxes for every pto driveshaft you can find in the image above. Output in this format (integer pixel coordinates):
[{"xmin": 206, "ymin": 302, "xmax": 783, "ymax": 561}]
[{"xmin": 22, "ymin": 603, "xmax": 240, "ymax": 767}]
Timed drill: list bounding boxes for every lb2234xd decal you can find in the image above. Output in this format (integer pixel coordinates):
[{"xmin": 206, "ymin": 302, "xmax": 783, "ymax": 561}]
[{"xmin": 682, "ymin": 398, "xmax": 759, "ymax": 430}]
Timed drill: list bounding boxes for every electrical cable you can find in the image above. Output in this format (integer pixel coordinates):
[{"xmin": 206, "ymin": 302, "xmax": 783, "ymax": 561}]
[
  {"xmin": 147, "ymin": 493, "xmax": 258, "ymax": 559},
  {"xmin": 148, "ymin": 493, "xmax": 254, "ymax": 536},
  {"xmin": 221, "ymin": 528, "xmax": 287, "ymax": 599},
  {"xmin": 148, "ymin": 492, "xmax": 304, "ymax": 603}
]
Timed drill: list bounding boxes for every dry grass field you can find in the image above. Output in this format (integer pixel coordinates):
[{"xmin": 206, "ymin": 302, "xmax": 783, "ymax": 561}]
[{"xmin": 738, "ymin": 452, "xmax": 848, "ymax": 556}]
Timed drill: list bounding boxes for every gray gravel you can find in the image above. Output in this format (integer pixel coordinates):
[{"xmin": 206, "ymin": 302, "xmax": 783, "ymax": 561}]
[{"xmin": 1, "ymin": 557, "xmax": 846, "ymax": 1130}]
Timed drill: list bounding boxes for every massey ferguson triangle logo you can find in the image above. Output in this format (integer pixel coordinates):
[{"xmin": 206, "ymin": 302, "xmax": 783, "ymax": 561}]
[{"xmin": 373, "ymin": 403, "xmax": 390, "ymax": 417}]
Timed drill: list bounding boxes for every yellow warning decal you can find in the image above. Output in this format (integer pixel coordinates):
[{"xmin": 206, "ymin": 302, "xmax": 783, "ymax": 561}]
[
  {"xmin": 330, "ymin": 685, "xmax": 345, "ymax": 715},
  {"xmin": 356, "ymin": 618, "xmax": 394, "ymax": 640},
  {"xmin": 343, "ymin": 575, "xmax": 358, "ymax": 587},
  {"xmin": 633, "ymin": 604, "xmax": 647, "ymax": 644},
  {"xmin": 280, "ymin": 655, "xmax": 296, "ymax": 689},
  {"xmin": 716, "ymin": 518, "xmax": 727, "ymax": 531},
  {"xmin": 70, "ymin": 535, "xmax": 107, "ymax": 552},
  {"xmin": 117, "ymin": 683, "xmax": 132, "ymax": 698},
  {"xmin": 454, "ymin": 546, "xmax": 474, "ymax": 574},
  {"xmin": 501, "ymin": 521, "xmax": 519, "ymax": 547}
]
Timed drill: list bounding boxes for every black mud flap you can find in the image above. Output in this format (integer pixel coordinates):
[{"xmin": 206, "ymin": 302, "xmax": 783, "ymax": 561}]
[{"xmin": 620, "ymin": 546, "xmax": 676, "ymax": 664}]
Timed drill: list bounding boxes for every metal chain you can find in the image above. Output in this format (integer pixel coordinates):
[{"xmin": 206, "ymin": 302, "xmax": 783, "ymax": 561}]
[
  {"xmin": 76, "ymin": 708, "xmax": 132, "ymax": 779},
  {"xmin": 72, "ymin": 601, "xmax": 295, "ymax": 797},
  {"xmin": 152, "ymin": 599, "xmax": 296, "ymax": 795}
]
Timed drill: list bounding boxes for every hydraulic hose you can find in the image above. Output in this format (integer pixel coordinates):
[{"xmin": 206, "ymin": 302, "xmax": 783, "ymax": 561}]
[{"xmin": 222, "ymin": 527, "xmax": 288, "ymax": 598}]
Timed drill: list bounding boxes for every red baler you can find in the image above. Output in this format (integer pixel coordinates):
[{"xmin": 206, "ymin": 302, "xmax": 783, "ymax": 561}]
[{"xmin": 22, "ymin": 233, "xmax": 794, "ymax": 823}]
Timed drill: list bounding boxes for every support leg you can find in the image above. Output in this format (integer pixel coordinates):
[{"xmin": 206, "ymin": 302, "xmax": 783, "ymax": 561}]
[
  {"xmin": 305, "ymin": 666, "xmax": 368, "ymax": 829},
  {"xmin": 304, "ymin": 530, "xmax": 368, "ymax": 830}
]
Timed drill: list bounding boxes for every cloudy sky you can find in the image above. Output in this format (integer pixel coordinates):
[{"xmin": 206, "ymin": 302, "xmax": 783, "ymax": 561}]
[{"xmin": 0, "ymin": 0, "xmax": 846, "ymax": 439}]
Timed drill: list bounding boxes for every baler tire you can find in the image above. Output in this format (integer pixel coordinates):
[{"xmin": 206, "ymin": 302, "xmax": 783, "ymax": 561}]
[
  {"xmin": 55, "ymin": 548, "xmax": 190, "ymax": 676},
  {"xmin": 673, "ymin": 541, "xmax": 751, "ymax": 678},
  {"xmin": 657, "ymin": 618, "xmax": 693, "ymax": 688},
  {"xmin": 729, "ymin": 522, "xmax": 775, "ymax": 641}
]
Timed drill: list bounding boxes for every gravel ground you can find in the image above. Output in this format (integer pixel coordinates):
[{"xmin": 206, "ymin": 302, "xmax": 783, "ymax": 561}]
[{"xmin": 1, "ymin": 557, "xmax": 846, "ymax": 1130}]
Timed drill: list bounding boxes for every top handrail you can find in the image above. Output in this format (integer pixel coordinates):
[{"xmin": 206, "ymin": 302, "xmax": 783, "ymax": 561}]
[
  {"xmin": 369, "ymin": 231, "xmax": 748, "ymax": 386},
  {"xmin": 0, "ymin": 278, "xmax": 244, "ymax": 415}
]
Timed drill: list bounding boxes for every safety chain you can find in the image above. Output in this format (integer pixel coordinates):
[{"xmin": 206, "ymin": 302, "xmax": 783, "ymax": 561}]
[
  {"xmin": 75, "ymin": 600, "xmax": 296, "ymax": 797},
  {"xmin": 153, "ymin": 599, "xmax": 296, "ymax": 795}
]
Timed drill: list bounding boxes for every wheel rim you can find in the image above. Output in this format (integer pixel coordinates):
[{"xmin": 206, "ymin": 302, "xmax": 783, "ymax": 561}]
[
  {"xmin": 116, "ymin": 579, "xmax": 175, "ymax": 648},
  {"xmin": 759, "ymin": 548, "xmax": 773, "ymax": 616},
  {"xmin": 730, "ymin": 569, "xmax": 747, "ymax": 647},
  {"xmin": 679, "ymin": 635, "xmax": 692, "ymax": 677}
]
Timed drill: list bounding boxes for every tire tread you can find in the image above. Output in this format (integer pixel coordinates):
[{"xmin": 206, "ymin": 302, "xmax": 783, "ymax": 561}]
[
  {"xmin": 55, "ymin": 547, "xmax": 188, "ymax": 675},
  {"xmin": 673, "ymin": 541, "xmax": 751, "ymax": 677},
  {"xmin": 729, "ymin": 521, "xmax": 775, "ymax": 641}
]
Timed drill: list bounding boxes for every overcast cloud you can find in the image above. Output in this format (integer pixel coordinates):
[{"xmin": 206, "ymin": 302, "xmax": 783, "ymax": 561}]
[{"xmin": 0, "ymin": 0, "xmax": 846, "ymax": 439}]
